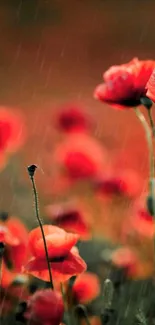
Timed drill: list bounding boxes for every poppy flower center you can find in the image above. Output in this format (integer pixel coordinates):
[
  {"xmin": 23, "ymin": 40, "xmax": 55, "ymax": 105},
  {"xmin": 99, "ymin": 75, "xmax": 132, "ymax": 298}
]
[{"xmin": 49, "ymin": 255, "xmax": 67, "ymax": 262}]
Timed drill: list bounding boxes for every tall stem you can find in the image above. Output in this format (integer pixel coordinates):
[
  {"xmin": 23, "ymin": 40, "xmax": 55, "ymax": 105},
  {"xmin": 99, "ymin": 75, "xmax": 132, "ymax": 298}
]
[
  {"xmin": 134, "ymin": 109, "xmax": 155, "ymax": 272},
  {"xmin": 147, "ymin": 107, "xmax": 155, "ymax": 137},
  {"xmin": 134, "ymin": 108, "xmax": 154, "ymax": 194},
  {"xmin": 27, "ymin": 165, "xmax": 54, "ymax": 289}
]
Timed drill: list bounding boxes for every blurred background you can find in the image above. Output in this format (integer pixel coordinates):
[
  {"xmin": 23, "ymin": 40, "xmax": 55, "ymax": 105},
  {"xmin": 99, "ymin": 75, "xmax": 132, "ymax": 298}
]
[{"xmin": 0, "ymin": 0, "xmax": 154, "ymax": 229}]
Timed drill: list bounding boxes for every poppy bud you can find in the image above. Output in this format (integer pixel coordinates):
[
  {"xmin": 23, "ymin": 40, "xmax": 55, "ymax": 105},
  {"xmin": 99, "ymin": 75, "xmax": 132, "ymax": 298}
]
[
  {"xmin": 102, "ymin": 279, "xmax": 114, "ymax": 309},
  {"xmin": 27, "ymin": 164, "xmax": 37, "ymax": 177}
]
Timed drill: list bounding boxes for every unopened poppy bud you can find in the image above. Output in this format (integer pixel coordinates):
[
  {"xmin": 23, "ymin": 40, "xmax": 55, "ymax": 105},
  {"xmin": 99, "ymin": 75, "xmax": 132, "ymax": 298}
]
[
  {"xmin": 27, "ymin": 164, "xmax": 37, "ymax": 177},
  {"xmin": 146, "ymin": 195, "xmax": 155, "ymax": 216},
  {"xmin": 102, "ymin": 279, "xmax": 114, "ymax": 309},
  {"xmin": 0, "ymin": 212, "xmax": 9, "ymax": 221},
  {"xmin": 140, "ymin": 97, "xmax": 153, "ymax": 109},
  {"xmin": 0, "ymin": 242, "xmax": 5, "ymax": 257}
]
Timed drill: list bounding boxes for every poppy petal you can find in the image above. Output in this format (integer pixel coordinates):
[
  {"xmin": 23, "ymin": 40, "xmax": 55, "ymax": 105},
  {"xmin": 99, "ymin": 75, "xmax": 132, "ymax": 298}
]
[
  {"xmin": 146, "ymin": 69, "xmax": 155, "ymax": 102},
  {"xmin": 28, "ymin": 225, "xmax": 79, "ymax": 259},
  {"xmin": 24, "ymin": 249, "xmax": 87, "ymax": 283}
]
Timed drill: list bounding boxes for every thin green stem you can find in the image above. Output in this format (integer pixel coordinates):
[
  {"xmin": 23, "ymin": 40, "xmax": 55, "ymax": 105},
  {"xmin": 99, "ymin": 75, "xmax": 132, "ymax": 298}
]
[
  {"xmin": 134, "ymin": 108, "xmax": 155, "ymax": 274},
  {"xmin": 60, "ymin": 282, "xmax": 67, "ymax": 308},
  {"xmin": 147, "ymin": 108, "xmax": 155, "ymax": 137},
  {"xmin": 134, "ymin": 108, "xmax": 154, "ymax": 194},
  {"xmin": 30, "ymin": 175, "xmax": 54, "ymax": 289}
]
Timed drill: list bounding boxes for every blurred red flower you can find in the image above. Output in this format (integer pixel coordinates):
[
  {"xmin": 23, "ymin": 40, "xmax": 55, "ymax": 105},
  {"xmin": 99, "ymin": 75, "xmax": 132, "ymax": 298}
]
[
  {"xmin": 146, "ymin": 69, "xmax": 155, "ymax": 102},
  {"xmin": 24, "ymin": 226, "xmax": 86, "ymax": 283},
  {"xmin": 124, "ymin": 197, "xmax": 154, "ymax": 239},
  {"xmin": 111, "ymin": 246, "xmax": 153, "ymax": 279},
  {"xmin": 94, "ymin": 169, "xmax": 142, "ymax": 199},
  {"xmin": 0, "ymin": 108, "xmax": 26, "ymax": 168},
  {"xmin": 94, "ymin": 58, "xmax": 155, "ymax": 109},
  {"xmin": 57, "ymin": 104, "xmax": 90, "ymax": 133},
  {"xmin": 111, "ymin": 247, "xmax": 139, "ymax": 277},
  {"xmin": 1, "ymin": 260, "xmax": 15, "ymax": 288},
  {"xmin": 0, "ymin": 216, "xmax": 29, "ymax": 272},
  {"xmin": 46, "ymin": 203, "xmax": 92, "ymax": 240},
  {"xmin": 55, "ymin": 134, "xmax": 108, "ymax": 181},
  {"xmin": 0, "ymin": 224, "xmax": 19, "ymax": 246},
  {"xmin": 72, "ymin": 272, "xmax": 100, "ymax": 303},
  {"xmin": 5, "ymin": 217, "xmax": 29, "ymax": 271},
  {"xmin": 24, "ymin": 289, "xmax": 64, "ymax": 325}
]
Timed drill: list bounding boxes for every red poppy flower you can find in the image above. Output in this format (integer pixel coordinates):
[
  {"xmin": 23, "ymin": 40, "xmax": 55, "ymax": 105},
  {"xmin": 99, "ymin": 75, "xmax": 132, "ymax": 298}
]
[
  {"xmin": 94, "ymin": 58, "xmax": 155, "ymax": 109},
  {"xmin": 24, "ymin": 289, "xmax": 64, "ymax": 325},
  {"xmin": 57, "ymin": 104, "xmax": 90, "ymax": 133},
  {"xmin": 124, "ymin": 197, "xmax": 154, "ymax": 238},
  {"xmin": 72, "ymin": 272, "xmax": 100, "ymax": 303},
  {"xmin": 0, "ymin": 217, "xmax": 29, "ymax": 272},
  {"xmin": 29, "ymin": 225, "xmax": 79, "ymax": 259},
  {"xmin": 1, "ymin": 260, "xmax": 15, "ymax": 288},
  {"xmin": 146, "ymin": 69, "xmax": 155, "ymax": 102},
  {"xmin": 0, "ymin": 224, "xmax": 19, "ymax": 246},
  {"xmin": 111, "ymin": 247, "xmax": 142, "ymax": 279},
  {"xmin": 0, "ymin": 108, "xmax": 25, "ymax": 153},
  {"xmin": 94, "ymin": 169, "xmax": 142, "ymax": 199},
  {"xmin": 46, "ymin": 203, "xmax": 92, "ymax": 240},
  {"xmin": 111, "ymin": 247, "xmax": 153, "ymax": 279},
  {"xmin": 24, "ymin": 246, "xmax": 87, "ymax": 283},
  {"xmin": 55, "ymin": 134, "xmax": 108, "ymax": 181},
  {"xmin": 5, "ymin": 217, "xmax": 29, "ymax": 271},
  {"xmin": 131, "ymin": 209, "xmax": 154, "ymax": 238},
  {"xmin": 24, "ymin": 225, "xmax": 86, "ymax": 283}
]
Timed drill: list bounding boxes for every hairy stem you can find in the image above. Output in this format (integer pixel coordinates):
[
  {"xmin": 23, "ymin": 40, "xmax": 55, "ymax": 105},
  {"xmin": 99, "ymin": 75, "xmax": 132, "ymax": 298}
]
[
  {"xmin": 28, "ymin": 167, "xmax": 54, "ymax": 289},
  {"xmin": 147, "ymin": 107, "xmax": 155, "ymax": 137},
  {"xmin": 134, "ymin": 108, "xmax": 154, "ymax": 195}
]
